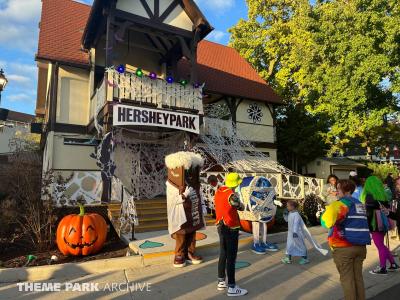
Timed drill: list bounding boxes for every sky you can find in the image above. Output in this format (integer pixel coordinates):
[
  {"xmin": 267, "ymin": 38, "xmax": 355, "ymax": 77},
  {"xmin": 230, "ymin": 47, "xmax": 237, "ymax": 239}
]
[{"xmin": 0, "ymin": 0, "xmax": 248, "ymax": 115}]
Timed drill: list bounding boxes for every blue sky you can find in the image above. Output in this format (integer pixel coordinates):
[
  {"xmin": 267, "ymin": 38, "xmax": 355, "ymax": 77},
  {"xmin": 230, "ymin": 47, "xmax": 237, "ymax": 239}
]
[{"xmin": 0, "ymin": 0, "xmax": 248, "ymax": 115}]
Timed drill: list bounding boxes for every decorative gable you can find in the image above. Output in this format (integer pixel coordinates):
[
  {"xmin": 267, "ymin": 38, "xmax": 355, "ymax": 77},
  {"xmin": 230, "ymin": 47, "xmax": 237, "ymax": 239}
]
[{"xmin": 116, "ymin": 0, "xmax": 194, "ymax": 31}]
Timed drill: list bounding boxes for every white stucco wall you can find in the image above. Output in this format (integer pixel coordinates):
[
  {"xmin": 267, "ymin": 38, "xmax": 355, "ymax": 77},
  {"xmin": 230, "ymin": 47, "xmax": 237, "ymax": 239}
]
[{"xmin": 56, "ymin": 66, "xmax": 90, "ymax": 125}]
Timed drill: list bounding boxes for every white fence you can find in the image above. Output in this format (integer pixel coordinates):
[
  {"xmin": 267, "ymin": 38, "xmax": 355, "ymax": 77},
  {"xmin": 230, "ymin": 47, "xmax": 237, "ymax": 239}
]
[{"xmin": 201, "ymin": 172, "xmax": 324, "ymax": 210}]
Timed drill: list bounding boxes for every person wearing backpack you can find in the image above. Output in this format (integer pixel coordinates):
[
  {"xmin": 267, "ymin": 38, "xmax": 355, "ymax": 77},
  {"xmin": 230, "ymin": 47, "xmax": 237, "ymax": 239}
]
[
  {"xmin": 321, "ymin": 179, "xmax": 371, "ymax": 300},
  {"xmin": 361, "ymin": 176, "xmax": 399, "ymax": 275}
]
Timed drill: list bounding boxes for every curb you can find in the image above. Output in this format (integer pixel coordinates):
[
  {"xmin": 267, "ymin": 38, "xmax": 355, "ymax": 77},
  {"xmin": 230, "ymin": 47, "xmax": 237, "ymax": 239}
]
[
  {"xmin": 0, "ymin": 226, "xmax": 328, "ymax": 283},
  {"xmin": 0, "ymin": 255, "xmax": 144, "ymax": 284}
]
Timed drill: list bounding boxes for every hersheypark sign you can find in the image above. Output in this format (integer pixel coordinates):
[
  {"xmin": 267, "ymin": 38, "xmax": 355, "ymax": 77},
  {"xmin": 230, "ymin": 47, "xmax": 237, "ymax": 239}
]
[{"xmin": 113, "ymin": 104, "xmax": 200, "ymax": 134}]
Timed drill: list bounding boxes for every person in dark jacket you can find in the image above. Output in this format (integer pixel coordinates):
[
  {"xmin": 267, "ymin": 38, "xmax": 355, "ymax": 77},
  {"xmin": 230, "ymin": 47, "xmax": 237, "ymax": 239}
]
[{"xmin": 361, "ymin": 176, "xmax": 399, "ymax": 275}]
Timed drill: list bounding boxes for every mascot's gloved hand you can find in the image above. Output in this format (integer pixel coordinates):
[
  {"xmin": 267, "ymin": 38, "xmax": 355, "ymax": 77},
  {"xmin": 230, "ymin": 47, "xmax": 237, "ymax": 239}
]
[
  {"xmin": 274, "ymin": 200, "xmax": 283, "ymax": 207},
  {"xmin": 229, "ymin": 193, "xmax": 244, "ymax": 211},
  {"xmin": 293, "ymin": 233, "xmax": 299, "ymax": 238}
]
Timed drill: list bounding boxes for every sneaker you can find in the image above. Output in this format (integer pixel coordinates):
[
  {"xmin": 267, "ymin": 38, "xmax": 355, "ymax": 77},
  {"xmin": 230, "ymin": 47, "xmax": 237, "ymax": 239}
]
[
  {"xmin": 217, "ymin": 280, "xmax": 228, "ymax": 291},
  {"xmin": 369, "ymin": 267, "xmax": 388, "ymax": 275},
  {"xmin": 262, "ymin": 242, "xmax": 279, "ymax": 252},
  {"xmin": 186, "ymin": 253, "xmax": 203, "ymax": 265},
  {"xmin": 299, "ymin": 258, "xmax": 310, "ymax": 265},
  {"xmin": 281, "ymin": 257, "xmax": 292, "ymax": 264},
  {"xmin": 388, "ymin": 264, "xmax": 400, "ymax": 272},
  {"xmin": 173, "ymin": 256, "xmax": 186, "ymax": 268},
  {"xmin": 251, "ymin": 243, "xmax": 266, "ymax": 255},
  {"xmin": 227, "ymin": 285, "xmax": 248, "ymax": 297}
]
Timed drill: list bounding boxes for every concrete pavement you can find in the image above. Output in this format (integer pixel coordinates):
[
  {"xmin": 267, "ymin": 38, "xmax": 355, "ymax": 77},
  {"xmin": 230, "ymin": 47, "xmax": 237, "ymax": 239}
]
[{"xmin": 1, "ymin": 230, "xmax": 400, "ymax": 299}]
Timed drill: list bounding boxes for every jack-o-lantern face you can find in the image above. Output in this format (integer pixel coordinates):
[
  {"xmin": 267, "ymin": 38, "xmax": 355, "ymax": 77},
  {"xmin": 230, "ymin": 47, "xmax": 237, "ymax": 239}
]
[{"xmin": 56, "ymin": 205, "xmax": 107, "ymax": 256}]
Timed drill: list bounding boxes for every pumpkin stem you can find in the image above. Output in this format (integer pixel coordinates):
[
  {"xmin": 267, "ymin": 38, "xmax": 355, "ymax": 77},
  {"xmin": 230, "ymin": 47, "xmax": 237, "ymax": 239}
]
[{"xmin": 78, "ymin": 203, "xmax": 85, "ymax": 216}]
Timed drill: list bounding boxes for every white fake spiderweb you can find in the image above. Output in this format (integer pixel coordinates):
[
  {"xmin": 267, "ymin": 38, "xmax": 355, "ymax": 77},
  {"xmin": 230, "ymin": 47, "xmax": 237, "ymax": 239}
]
[{"xmin": 194, "ymin": 103, "xmax": 295, "ymax": 174}]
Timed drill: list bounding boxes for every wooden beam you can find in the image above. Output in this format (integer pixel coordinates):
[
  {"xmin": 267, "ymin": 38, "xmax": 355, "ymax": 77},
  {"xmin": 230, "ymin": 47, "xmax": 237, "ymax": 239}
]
[
  {"xmin": 115, "ymin": 9, "xmax": 193, "ymax": 39},
  {"xmin": 113, "ymin": 20, "xmax": 177, "ymax": 42},
  {"xmin": 154, "ymin": 0, "xmax": 160, "ymax": 18},
  {"xmin": 147, "ymin": 34, "xmax": 168, "ymax": 52},
  {"xmin": 105, "ymin": 1, "xmax": 117, "ymax": 67},
  {"xmin": 190, "ymin": 28, "xmax": 201, "ymax": 83},
  {"xmin": 159, "ymin": 0, "xmax": 180, "ymax": 22},
  {"xmin": 49, "ymin": 63, "xmax": 59, "ymax": 132},
  {"xmin": 139, "ymin": 0, "xmax": 154, "ymax": 19},
  {"xmin": 177, "ymin": 36, "xmax": 191, "ymax": 59},
  {"xmin": 93, "ymin": 17, "xmax": 107, "ymax": 47},
  {"xmin": 159, "ymin": 36, "xmax": 173, "ymax": 49}
]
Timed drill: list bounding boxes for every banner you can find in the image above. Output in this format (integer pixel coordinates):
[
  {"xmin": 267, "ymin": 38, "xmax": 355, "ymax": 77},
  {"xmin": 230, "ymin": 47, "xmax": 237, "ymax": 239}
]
[{"xmin": 113, "ymin": 104, "xmax": 200, "ymax": 134}]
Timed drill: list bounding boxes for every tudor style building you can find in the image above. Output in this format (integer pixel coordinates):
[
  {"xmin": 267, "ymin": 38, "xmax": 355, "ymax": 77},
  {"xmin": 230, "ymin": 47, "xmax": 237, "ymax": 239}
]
[{"xmin": 34, "ymin": 0, "xmax": 282, "ymax": 234}]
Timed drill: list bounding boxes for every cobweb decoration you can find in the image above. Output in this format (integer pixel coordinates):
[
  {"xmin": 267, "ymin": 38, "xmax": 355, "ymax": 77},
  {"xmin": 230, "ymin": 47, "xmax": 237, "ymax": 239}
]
[
  {"xmin": 195, "ymin": 103, "xmax": 295, "ymax": 174},
  {"xmin": 113, "ymin": 127, "xmax": 187, "ymax": 234}
]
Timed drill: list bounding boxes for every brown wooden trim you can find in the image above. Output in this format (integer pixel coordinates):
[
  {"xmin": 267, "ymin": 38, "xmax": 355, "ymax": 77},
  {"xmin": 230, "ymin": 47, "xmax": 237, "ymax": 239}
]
[
  {"xmin": 53, "ymin": 123, "xmax": 88, "ymax": 134},
  {"xmin": 235, "ymin": 121, "xmax": 274, "ymax": 128},
  {"xmin": 159, "ymin": 0, "xmax": 180, "ymax": 22},
  {"xmin": 139, "ymin": 0, "xmax": 154, "ymax": 18},
  {"xmin": 49, "ymin": 63, "xmax": 59, "ymax": 132},
  {"xmin": 105, "ymin": 1, "xmax": 117, "ymax": 67},
  {"xmin": 115, "ymin": 9, "xmax": 193, "ymax": 39},
  {"xmin": 35, "ymin": 56, "xmax": 90, "ymax": 70},
  {"xmin": 154, "ymin": 0, "xmax": 160, "ymax": 18},
  {"xmin": 253, "ymin": 141, "xmax": 277, "ymax": 149}
]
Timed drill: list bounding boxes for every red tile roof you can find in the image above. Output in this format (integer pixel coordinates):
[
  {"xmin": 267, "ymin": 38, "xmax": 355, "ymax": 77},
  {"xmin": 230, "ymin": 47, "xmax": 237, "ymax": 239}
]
[
  {"xmin": 197, "ymin": 40, "xmax": 280, "ymax": 103},
  {"xmin": 37, "ymin": 0, "xmax": 90, "ymax": 66},
  {"xmin": 37, "ymin": 0, "xmax": 281, "ymax": 103}
]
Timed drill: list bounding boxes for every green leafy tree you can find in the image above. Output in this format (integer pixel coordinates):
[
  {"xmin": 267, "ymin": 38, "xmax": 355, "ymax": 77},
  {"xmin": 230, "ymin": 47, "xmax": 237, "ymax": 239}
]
[
  {"xmin": 276, "ymin": 104, "xmax": 329, "ymax": 172},
  {"xmin": 230, "ymin": 0, "xmax": 400, "ymax": 157}
]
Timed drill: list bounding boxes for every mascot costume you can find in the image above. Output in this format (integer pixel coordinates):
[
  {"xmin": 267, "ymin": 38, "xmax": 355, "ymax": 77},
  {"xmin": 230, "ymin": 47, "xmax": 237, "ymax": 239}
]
[
  {"xmin": 165, "ymin": 152, "xmax": 206, "ymax": 268},
  {"xmin": 237, "ymin": 176, "xmax": 282, "ymax": 254}
]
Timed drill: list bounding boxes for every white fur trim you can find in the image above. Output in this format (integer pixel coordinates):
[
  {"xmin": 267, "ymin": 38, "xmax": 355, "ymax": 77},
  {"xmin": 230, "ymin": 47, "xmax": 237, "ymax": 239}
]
[{"xmin": 165, "ymin": 151, "xmax": 204, "ymax": 170}]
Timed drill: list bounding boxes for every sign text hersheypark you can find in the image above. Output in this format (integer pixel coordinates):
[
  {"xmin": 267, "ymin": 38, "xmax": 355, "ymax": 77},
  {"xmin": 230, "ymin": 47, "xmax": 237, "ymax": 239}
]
[{"xmin": 113, "ymin": 104, "xmax": 200, "ymax": 134}]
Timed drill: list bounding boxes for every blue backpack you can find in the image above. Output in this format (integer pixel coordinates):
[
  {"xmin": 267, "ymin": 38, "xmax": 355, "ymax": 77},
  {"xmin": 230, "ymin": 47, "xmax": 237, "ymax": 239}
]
[{"xmin": 340, "ymin": 197, "xmax": 371, "ymax": 246}]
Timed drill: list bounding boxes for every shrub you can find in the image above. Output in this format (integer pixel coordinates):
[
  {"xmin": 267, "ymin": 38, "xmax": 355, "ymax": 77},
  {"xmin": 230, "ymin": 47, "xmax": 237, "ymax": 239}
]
[
  {"xmin": 367, "ymin": 162, "xmax": 399, "ymax": 181},
  {"xmin": 299, "ymin": 194, "xmax": 325, "ymax": 226},
  {"xmin": 0, "ymin": 137, "xmax": 67, "ymax": 252}
]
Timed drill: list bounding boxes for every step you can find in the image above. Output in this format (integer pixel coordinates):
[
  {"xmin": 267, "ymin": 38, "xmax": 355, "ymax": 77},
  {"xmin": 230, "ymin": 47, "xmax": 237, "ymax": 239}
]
[
  {"xmin": 137, "ymin": 208, "xmax": 167, "ymax": 216},
  {"xmin": 138, "ymin": 216, "xmax": 168, "ymax": 222},
  {"xmin": 135, "ymin": 204, "xmax": 167, "ymax": 210},
  {"xmin": 135, "ymin": 199, "xmax": 167, "ymax": 205}
]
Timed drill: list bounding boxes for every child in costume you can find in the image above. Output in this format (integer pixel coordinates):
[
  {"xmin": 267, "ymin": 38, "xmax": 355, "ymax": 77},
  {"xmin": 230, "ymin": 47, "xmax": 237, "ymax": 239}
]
[
  {"xmin": 215, "ymin": 172, "xmax": 248, "ymax": 297},
  {"xmin": 282, "ymin": 200, "xmax": 328, "ymax": 264}
]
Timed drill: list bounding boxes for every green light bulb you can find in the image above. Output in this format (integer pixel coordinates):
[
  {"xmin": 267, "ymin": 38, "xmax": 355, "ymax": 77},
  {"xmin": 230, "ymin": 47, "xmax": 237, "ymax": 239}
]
[{"xmin": 136, "ymin": 69, "xmax": 143, "ymax": 77}]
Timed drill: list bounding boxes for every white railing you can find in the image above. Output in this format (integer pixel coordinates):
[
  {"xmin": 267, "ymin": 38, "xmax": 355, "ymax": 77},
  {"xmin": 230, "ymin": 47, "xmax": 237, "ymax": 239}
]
[
  {"xmin": 100, "ymin": 70, "xmax": 203, "ymax": 113},
  {"xmin": 201, "ymin": 172, "xmax": 324, "ymax": 210},
  {"xmin": 90, "ymin": 78, "xmax": 107, "ymax": 121}
]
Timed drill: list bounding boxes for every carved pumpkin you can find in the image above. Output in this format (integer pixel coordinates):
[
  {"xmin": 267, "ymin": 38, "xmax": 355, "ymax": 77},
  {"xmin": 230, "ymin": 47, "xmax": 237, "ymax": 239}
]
[{"xmin": 56, "ymin": 204, "xmax": 107, "ymax": 256}]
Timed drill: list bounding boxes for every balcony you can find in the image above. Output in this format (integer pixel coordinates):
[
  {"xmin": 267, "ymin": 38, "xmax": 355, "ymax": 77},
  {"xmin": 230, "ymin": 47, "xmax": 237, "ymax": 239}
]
[{"xmin": 90, "ymin": 69, "xmax": 204, "ymax": 121}]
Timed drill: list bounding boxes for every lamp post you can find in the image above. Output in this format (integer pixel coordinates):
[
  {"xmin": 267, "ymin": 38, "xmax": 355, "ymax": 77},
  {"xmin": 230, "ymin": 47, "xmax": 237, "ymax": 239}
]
[{"xmin": 0, "ymin": 69, "xmax": 8, "ymax": 106}]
